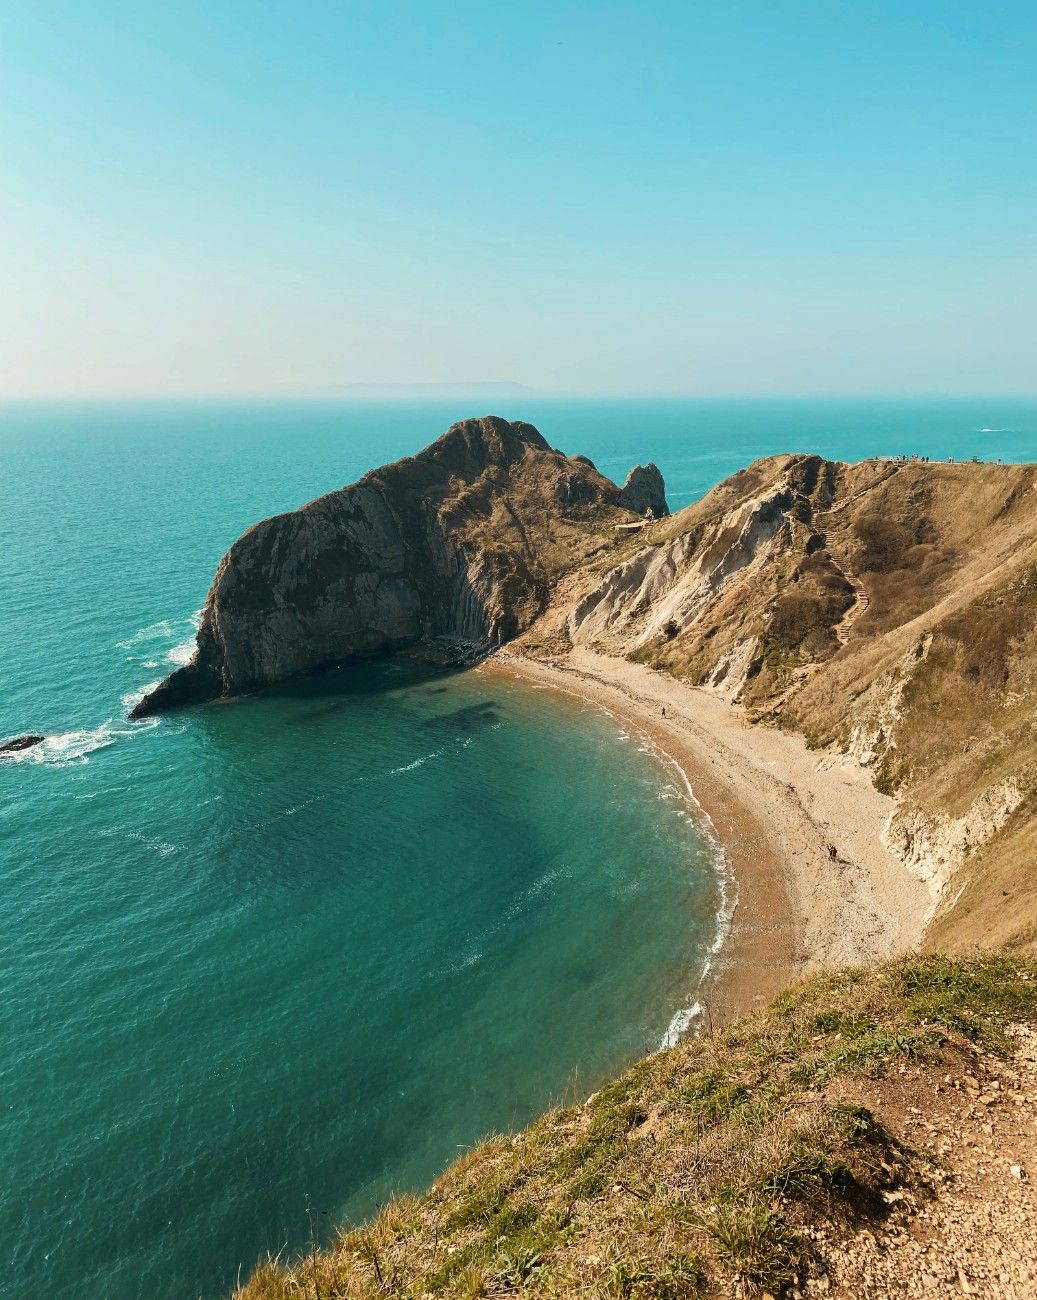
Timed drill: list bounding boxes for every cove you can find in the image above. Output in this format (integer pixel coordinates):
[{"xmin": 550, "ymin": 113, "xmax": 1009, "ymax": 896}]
[{"xmin": 2, "ymin": 656, "xmax": 720, "ymax": 1300}]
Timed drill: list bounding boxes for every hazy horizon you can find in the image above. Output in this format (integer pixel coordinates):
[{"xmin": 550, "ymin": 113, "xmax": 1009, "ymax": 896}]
[
  {"xmin": 5, "ymin": 388, "xmax": 1037, "ymax": 404},
  {"xmin": 2, "ymin": 1, "xmax": 1035, "ymax": 398}
]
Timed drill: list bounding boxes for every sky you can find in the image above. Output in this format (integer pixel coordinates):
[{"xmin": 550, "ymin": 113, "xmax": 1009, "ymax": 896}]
[{"xmin": 1, "ymin": 0, "xmax": 1035, "ymax": 397}]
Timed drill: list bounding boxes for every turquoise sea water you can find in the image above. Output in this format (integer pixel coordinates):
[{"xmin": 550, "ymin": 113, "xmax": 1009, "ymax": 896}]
[{"xmin": 2, "ymin": 397, "xmax": 1034, "ymax": 1300}]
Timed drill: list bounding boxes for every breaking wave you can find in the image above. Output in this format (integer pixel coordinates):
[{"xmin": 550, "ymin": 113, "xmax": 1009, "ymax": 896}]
[
  {"xmin": 5, "ymin": 724, "xmax": 122, "ymax": 767},
  {"xmin": 662, "ymin": 1002, "xmax": 702, "ymax": 1048},
  {"xmin": 166, "ymin": 640, "xmax": 196, "ymax": 667},
  {"xmin": 121, "ymin": 680, "xmax": 164, "ymax": 715}
]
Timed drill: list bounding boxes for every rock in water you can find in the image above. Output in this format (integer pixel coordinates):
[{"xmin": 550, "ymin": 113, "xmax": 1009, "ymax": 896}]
[
  {"xmin": 0, "ymin": 734, "xmax": 45, "ymax": 754},
  {"xmin": 618, "ymin": 463, "xmax": 669, "ymax": 517},
  {"xmin": 132, "ymin": 416, "xmax": 662, "ymax": 717}
]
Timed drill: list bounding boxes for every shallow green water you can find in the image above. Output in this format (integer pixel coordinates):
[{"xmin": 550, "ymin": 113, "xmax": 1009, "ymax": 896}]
[{"xmin": 1, "ymin": 397, "xmax": 1032, "ymax": 1299}]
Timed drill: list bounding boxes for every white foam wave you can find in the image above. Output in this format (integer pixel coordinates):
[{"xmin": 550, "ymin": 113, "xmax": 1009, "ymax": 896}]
[
  {"xmin": 130, "ymin": 832, "xmax": 179, "ymax": 856},
  {"xmin": 117, "ymin": 610, "xmax": 202, "ymax": 665},
  {"xmin": 4, "ymin": 724, "xmax": 119, "ymax": 767},
  {"xmin": 4, "ymin": 703, "xmax": 164, "ymax": 768},
  {"xmin": 440, "ymin": 949, "xmax": 484, "ymax": 977},
  {"xmin": 166, "ymin": 640, "xmax": 196, "ymax": 667},
  {"xmin": 576, "ymin": 700, "xmax": 737, "ymax": 1050},
  {"xmin": 121, "ymin": 680, "xmax": 163, "ymax": 714},
  {"xmin": 389, "ymin": 748, "xmax": 443, "ymax": 775},
  {"xmin": 279, "ymin": 794, "xmax": 325, "ymax": 818},
  {"xmin": 116, "ymin": 618, "xmax": 177, "ymax": 649},
  {"xmin": 662, "ymin": 1002, "xmax": 702, "ymax": 1048},
  {"xmin": 99, "ymin": 827, "xmax": 181, "ymax": 855}
]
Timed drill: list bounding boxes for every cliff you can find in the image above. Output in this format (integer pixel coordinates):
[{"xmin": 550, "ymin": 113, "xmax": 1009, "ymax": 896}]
[
  {"xmin": 137, "ymin": 439, "xmax": 1036, "ymax": 953},
  {"xmin": 522, "ymin": 453, "xmax": 1037, "ymax": 957},
  {"xmin": 131, "ymin": 417, "xmax": 653, "ymax": 717}
]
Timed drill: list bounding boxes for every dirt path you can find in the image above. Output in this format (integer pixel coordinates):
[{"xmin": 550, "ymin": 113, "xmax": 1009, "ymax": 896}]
[{"xmin": 807, "ymin": 1023, "xmax": 1037, "ymax": 1298}]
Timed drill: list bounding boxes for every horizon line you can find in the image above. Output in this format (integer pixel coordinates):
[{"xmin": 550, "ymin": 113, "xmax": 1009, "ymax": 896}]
[{"xmin": 2, "ymin": 390, "xmax": 1037, "ymax": 404}]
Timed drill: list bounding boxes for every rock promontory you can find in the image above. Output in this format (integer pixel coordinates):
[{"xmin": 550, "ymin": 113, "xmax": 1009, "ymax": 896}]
[
  {"xmin": 131, "ymin": 416, "xmax": 653, "ymax": 716},
  {"xmin": 617, "ymin": 462, "xmax": 669, "ymax": 517}
]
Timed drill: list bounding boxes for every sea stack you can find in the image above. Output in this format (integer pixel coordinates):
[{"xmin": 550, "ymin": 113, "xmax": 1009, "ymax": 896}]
[
  {"xmin": 618, "ymin": 463, "xmax": 669, "ymax": 517},
  {"xmin": 131, "ymin": 416, "xmax": 660, "ymax": 717}
]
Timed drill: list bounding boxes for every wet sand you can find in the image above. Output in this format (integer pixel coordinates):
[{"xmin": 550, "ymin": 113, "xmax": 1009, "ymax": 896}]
[{"xmin": 480, "ymin": 648, "xmax": 930, "ymax": 1026}]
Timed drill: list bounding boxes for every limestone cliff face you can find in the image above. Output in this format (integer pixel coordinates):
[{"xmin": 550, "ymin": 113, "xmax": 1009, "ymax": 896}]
[
  {"xmin": 546, "ymin": 451, "xmax": 1037, "ymax": 952},
  {"xmin": 566, "ymin": 454, "xmax": 853, "ymax": 701},
  {"xmin": 132, "ymin": 417, "xmax": 638, "ymax": 716}
]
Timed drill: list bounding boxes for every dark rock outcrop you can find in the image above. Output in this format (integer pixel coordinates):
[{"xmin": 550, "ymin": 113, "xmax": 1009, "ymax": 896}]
[
  {"xmin": 132, "ymin": 416, "xmax": 661, "ymax": 716},
  {"xmin": 1, "ymin": 734, "xmax": 45, "ymax": 754},
  {"xmin": 618, "ymin": 463, "xmax": 669, "ymax": 517}
]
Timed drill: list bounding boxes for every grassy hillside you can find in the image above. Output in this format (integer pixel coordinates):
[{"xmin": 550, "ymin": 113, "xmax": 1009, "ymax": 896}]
[{"xmin": 235, "ymin": 955, "xmax": 1036, "ymax": 1299}]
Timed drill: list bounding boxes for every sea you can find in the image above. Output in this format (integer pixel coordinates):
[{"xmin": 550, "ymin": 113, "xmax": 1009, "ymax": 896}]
[{"xmin": 2, "ymin": 397, "xmax": 1034, "ymax": 1300}]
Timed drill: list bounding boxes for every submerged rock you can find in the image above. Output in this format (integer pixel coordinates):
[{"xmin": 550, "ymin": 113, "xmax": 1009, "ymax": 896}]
[
  {"xmin": 132, "ymin": 416, "xmax": 664, "ymax": 717},
  {"xmin": 0, "ymin": 734, "xmax": 45, "ymax": 754}
]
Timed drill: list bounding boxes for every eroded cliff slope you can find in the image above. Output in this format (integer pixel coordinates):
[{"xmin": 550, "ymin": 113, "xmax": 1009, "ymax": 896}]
[
  {"xmin": 521, "ymin": 452, "xmax": 1037, "ymax": 955},
  {"xmin": 132, "ymin": 417, "xmax": 647, "ymax": 716}
]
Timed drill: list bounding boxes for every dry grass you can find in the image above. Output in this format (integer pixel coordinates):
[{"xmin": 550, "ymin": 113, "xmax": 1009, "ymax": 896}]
[
  {"xmin": 759, "ymin": 464, "xmax": 1037, "ymax": 953},
  {"xmin": 233, "ymin": 956, "xmax": 1037, "ymax": 1300},
  {"xmin": 927, "ymin": 815, "xmax": 1037, "ymax": 957},
  {"xmin": 550, "ymin": 454, "xmax": 1037, "ymax": 956}
]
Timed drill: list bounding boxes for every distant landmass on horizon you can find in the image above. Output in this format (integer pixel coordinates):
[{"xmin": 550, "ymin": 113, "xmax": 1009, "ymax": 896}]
[{"xmin": 317, "ymin": 380, "xmax": 530, "ymax": 397}]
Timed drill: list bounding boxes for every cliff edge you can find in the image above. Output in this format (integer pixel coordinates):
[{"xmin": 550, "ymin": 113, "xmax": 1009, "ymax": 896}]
[{"xmin": 236, "ymin": 955, "xmax": 1037, "ymax": 1300}]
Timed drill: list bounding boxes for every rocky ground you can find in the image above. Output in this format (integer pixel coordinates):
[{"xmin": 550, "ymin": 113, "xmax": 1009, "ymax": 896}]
[{"xmin": 804, "ymin": 1023, "xmax": 1037, "ymax": 1298}]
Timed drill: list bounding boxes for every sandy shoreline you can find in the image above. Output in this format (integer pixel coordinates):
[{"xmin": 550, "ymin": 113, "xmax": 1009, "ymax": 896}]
[{"xmin": 479, "ymin": 648, "xmax": 930, "ymax": 1026}]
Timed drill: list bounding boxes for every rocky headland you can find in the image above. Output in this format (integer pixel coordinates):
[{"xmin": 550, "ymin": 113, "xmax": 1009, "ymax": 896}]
[{"xmin": 131, "ymin": 416, "xmax": 652, "ymax": 717}]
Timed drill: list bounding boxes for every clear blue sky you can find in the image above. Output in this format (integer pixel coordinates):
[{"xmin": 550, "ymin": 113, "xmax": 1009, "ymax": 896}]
[{"xmin": 1, "ymin": 0, "xmax": 1035, "ymax": 396}]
